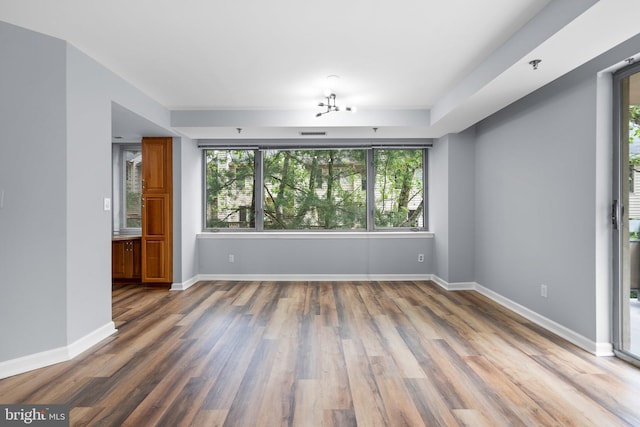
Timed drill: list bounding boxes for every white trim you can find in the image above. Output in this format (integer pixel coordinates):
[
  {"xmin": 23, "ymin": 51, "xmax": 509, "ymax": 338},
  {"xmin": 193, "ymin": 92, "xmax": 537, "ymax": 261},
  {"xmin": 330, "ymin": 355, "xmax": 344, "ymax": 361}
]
[
  {"xmin": 171, "ymin": 275, "xmax": 200, "ymax": 291},
  {"xmin": 0, "ymin": 347, "xmax": 68, "ymax": 380},
  {"xmin": 197, "ymin": 231, "xmax": 434, "ymax": 240},
  {"xmin": 474, "ymin": 283, "xmax": 613, "ymax": 356},
  {"xmin": 196, "ymin": 273, "xmax": 433, "ymax": 282},
  {"xmin": 1, "ymin": 275, "xmax": 612, "ymax": 380},
  {"xmin": 0, "ymin": 322, "xmax": 117, "ymax": 380},
  {"xmin": 67, "ymin": 322, "xmax": 117, "ymax": 359},
  {"xmin": 429, "ymin": 277, "xmax": 613, "ymax": 357},
  {"xmin": 170, "ymin": 273, "xmax": 613, "ymax": 356},
  {"xmin": 428, "ymin": 275, "xmax": 477, "ymax": 291}
]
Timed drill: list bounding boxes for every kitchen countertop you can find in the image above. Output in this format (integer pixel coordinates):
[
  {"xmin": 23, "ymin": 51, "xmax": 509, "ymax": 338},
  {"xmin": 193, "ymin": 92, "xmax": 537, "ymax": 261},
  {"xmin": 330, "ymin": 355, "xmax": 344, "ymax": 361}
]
[{"xmin": 112, "ymin": 234, "xmax": 141, "ymax": 242}]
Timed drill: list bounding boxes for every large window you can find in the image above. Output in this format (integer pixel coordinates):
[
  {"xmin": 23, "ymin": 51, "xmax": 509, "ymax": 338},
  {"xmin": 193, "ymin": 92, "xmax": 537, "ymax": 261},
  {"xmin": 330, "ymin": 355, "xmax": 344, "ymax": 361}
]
[
  {"xmin": 264, "ymin": 149, "xmax": 366, "ymax": 230},
  {"xmin": 374, "ymin": 149, "xmax": 424, "ymax": 229},
  {"xmin": 203, "ymin": 145, "xmax": 427, "ymax": 231},
  {"xmin": 204, "ymin": 150, "xmax": 255, "ymax": 228}
]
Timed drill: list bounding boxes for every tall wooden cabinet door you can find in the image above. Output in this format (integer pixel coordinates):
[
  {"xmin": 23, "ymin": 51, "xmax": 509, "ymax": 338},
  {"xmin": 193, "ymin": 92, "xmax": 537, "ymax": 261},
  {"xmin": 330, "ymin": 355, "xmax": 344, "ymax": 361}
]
[
  {"xmin": 141, "ymin": 137, "xmax": 172, "ymax": 283},
  {"xmin": 142, "ymin": 137, "xmax": 172, "ymax": 194},
  {"xmin": 141, "ymin": 193, "xmax": 171, "ymax": 282}
]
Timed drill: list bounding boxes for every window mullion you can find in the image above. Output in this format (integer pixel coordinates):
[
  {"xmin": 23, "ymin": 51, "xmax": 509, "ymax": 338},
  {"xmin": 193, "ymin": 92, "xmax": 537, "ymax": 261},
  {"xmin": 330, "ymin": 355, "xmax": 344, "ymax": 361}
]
[
  {"xmin": 255, "ymin": 150, "xmax": 264, "ymax": 231},
  {"xmin": 365, "ymin": 149, "xmax": 374, "ymax": 231},
  {"xmin": 423, "ymin": 149, "xmax": 429, "ymax": 231}
]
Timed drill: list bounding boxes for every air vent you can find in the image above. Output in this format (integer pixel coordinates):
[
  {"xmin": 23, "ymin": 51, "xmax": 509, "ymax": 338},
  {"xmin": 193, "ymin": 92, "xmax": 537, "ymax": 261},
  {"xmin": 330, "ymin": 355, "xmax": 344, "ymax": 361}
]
[{"xmin": 299, "ymin": 131, "xmax": 327, "ymax": 136}]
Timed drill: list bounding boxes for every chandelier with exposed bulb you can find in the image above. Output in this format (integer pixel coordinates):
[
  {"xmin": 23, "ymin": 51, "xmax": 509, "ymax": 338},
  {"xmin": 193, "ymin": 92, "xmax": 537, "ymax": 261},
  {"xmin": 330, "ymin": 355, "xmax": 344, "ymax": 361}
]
[{"xmin": 316, "ymin": 89, "xmax": 356, "ymax": 117}]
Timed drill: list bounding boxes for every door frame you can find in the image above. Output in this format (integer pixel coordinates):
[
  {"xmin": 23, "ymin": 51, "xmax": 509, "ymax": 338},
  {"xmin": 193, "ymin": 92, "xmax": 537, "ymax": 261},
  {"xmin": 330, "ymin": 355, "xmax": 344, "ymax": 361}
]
[{"xmin": 612, "ymin": 61, "xmax": 640, "ymax": 363}]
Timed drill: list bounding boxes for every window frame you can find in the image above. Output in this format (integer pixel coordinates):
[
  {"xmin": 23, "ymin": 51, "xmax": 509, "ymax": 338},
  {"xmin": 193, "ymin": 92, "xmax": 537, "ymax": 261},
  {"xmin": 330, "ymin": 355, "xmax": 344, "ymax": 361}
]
[
  {"xmin": 201, "ymin": 140, "xmax": 431, "ymax": 233},
  {"xmin": 113, "ymin": 143, "xmax": 143, "ymax": 234}
]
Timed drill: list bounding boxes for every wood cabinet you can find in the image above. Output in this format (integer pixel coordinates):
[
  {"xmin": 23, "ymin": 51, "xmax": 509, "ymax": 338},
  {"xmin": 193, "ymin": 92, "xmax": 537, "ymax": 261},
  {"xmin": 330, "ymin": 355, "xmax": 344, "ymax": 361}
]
[
  {"xmin": 141, "ymin": 137, "xmax": 172, "ymax": 283},
  {"xmin": 112, "ymin": 236, "xmax": 141, "ymax": 281}
]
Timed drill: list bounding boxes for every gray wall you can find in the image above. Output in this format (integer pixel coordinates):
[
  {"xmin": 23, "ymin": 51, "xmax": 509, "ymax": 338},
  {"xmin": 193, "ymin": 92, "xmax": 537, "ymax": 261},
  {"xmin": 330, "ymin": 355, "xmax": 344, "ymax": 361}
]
[
  {"xmin": 0, "ymin": 20, "xmax": 184, "ymax": 364},
  {"xmin": 198, "ymin": 234, "xmax": 433, "ymax": 277},
  {"xmin": 3, "ymin": 17, "xmax": 638, "ymax": 366},
  {"xmin": 431, "ymin": 130, "xmax": 475, "ymax": 283},
  {"xmin": 473, "ymin": 33, "xmax": 640, "ymax": 341},
  {"xmin": 65, "ymin": 44, "xmax": 174, "ymax": 344},
  {"xmin": 0, "ymin": 22, "xmax": 68, "ymax": 360},
  {"xmin": 172, "ymin": 136, "xmax": 202, "ymax": 284},
  {"xmin": 475, "ymin": 76, "xmax": 597, "ymax": 340}
]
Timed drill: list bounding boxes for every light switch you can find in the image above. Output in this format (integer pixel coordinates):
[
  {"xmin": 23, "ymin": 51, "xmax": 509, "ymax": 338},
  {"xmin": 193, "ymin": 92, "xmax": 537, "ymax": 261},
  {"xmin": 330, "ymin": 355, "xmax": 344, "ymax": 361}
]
[
  {"xmin": 103, "ymin": 197, "xmax": 111, "ymax": 211},
  {"xmin": 0, "ymin": 189, "xmax": 4, "ymax": 209}
]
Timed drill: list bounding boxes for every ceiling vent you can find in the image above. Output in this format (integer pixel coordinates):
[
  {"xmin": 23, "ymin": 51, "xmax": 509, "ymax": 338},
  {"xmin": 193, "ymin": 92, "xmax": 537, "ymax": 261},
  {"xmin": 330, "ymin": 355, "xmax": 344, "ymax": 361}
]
[{"xmin": 299, "ymin": 131, "xmax": 327, "ymax": 136}]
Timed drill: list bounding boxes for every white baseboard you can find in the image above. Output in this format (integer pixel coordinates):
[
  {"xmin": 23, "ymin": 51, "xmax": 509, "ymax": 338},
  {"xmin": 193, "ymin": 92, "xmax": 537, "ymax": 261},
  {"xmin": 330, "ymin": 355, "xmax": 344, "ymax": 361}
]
[
  {"xmin": 428, "ymin": 275, "xmax": 476, "ymax": 291},
  {"xmin": 0, "ymin": 322, "xmax": 117, "ymax": 380},
  {"xmin": 171, "ymin": 275, "xmax": 201, "ymax": 291},
  {"xmin": 196, "ymin": 273, "xmax": 433, "ymax": 282},
  {"xmin": 67, "ymin": 322, "xmax": 117, "ymax": 359},
  {"xmin": 429, "ymin": 276, "xmax": 613, "ymax": 357},
  {"xmin": 178, "ymin": 273, "xmax": 613, "ymax": 355},
  {"xmin": 2, "ymin": 274, "xmax": 610, "ymax": 380}
]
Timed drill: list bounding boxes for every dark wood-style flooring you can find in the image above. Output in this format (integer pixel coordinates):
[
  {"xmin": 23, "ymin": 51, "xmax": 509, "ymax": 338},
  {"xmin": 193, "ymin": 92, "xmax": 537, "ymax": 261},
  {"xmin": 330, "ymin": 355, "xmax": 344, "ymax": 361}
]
[{"xmin": 1, "ymin": 280, "xmax": 640, "ymax": 426}]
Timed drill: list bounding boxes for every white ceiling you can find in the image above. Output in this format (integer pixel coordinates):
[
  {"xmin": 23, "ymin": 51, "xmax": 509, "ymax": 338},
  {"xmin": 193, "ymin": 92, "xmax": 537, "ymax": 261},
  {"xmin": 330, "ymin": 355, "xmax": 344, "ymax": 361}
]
[{"xmin": 1, "ymin": 0, "xmax": 639, "ymax": 139}]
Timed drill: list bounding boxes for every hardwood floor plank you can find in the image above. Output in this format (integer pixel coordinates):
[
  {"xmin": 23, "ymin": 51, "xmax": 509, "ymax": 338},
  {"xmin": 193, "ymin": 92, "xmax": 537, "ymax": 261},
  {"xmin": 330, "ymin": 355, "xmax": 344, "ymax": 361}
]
[
  {"xmin": 221, "ymin": 339, "xmax": 280, "ymax": 426},
  {"xmin": 255, "ymin": 337, "xmax": 298, "ymax": 426},
  {"xmin": 318, "ymin": 281, "xmax": 339, "ymax": 328},
  {"xmin": 1, "ymin": 280, "xmax": 639, "ymax": 427},
  {"xmin": 199, "ymin": 322, "xmax": 266, "ymax": 409},
  {"xmin": 191, "ymin": 409, "xmax": 228, "ymax": 427},
  {"xmin": 342, "ymin": 338, "xmax": 389, "ymax": 427},
  {"xmin": 451, "ymin": 408, "xmax": 494, "ymax": 427},
  {"xmin": 463, "ymin": 355, "xmax": 560, "ymax": 426},
  {"xmin": 318, "ymin": 323, "xmax": 352, "ymax": 411},
  {"xmin": 292, "ymin": 379, "xmax": 323, "ymax": 427},
  {"xmin": 370, "ymin": 355, "xmax": 426, "ymax": 426},
  {"xmin": 404, "ymin": 378, "xmax": 462, "ymax": 427},
  {"xmin": 372, "ymin": 314, "xmax": 426, "ymax": 379}
]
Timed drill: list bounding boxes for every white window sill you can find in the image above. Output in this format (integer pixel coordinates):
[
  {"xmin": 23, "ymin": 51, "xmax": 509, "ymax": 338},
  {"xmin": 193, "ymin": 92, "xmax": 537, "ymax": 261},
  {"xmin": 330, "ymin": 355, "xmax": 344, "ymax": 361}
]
[{"xmin": 197, "ymin": 231, "xmax": 434, "ymax": 240}]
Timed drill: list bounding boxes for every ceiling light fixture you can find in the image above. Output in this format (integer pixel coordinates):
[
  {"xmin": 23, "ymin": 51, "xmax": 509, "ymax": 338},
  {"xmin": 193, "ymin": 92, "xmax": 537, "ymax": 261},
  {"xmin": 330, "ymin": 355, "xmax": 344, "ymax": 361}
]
[
  {"xmin": 529, "ymin": 59, "xmax": 542, "ymax": 70},
  {"xmin": 316, "ymin": 89, "xmax": 356, "ymax": 117}
]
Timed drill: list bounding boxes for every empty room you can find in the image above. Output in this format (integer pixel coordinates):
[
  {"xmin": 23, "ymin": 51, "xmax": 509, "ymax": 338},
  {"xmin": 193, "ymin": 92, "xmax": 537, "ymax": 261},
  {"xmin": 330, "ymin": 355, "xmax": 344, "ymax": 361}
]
[{"xmin": 2, "ymin": 0, "xmax": 640, "ymax": 425}]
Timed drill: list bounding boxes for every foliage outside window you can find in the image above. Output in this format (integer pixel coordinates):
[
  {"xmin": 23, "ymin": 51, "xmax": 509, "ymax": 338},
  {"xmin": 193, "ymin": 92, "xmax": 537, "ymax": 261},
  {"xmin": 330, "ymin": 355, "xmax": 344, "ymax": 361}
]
[
  {"xmin": 264, "ymin": 149, "xmax": 366, "ymax": 230},
  {"xmin": 630, "ymin": 106, "xmax": 640, "ymax": 194},
  {"xmin": 374, "ymin": 149, "xmax": 424, "ymax": 228},
  {"xmin": 203, "ymin": 147, "xmax": 427, "ymax": 231},
  {"xmin": 205, "ymin": 150, "xmax": 255, "ymax": 228}
]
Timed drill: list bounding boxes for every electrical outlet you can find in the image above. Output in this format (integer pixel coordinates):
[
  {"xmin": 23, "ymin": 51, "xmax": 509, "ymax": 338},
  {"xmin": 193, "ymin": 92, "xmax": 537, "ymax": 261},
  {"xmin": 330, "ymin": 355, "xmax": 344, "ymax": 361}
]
[
  {"xmin": 228, "ymin": 254, "xmax": 235, "ymax": 263},
  {"xmin": 540, "ymin": 284, "xmax": 548, "ymax": 298},
  {"xmin": 418, "ymin": 253, "xmax": 424, "ymax": 263},
  {"xmin": 103, "ymin": 197, "xmax": 111, "ymax": 211}
]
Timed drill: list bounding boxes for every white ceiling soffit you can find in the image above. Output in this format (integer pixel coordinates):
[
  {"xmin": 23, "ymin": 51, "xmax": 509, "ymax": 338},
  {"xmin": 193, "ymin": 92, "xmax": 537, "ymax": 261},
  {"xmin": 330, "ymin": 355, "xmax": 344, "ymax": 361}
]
[
  {"xmin": 1, "ymin": 0, "xmax": 640, "ymax": 139},
  {"xmin": 111, "ymin": 103, "xmax": 176, "ymax": 142}
]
